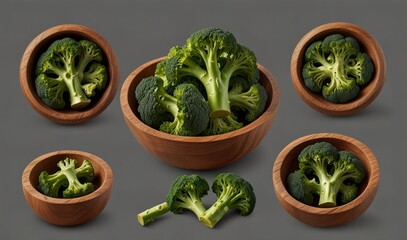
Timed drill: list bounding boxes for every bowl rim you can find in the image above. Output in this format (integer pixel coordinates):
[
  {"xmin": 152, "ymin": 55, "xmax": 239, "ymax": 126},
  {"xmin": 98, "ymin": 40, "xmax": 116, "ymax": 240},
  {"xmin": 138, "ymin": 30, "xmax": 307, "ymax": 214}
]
[
  {"xmin": 19, "ymin": 24, "xmax": 119, "ymax": 124},
  {"xmin": 272, "ymin": 132, "xmax": 380, "ymax": 215},
  {"xmin": 120, "ymin": 57, "xmax": 280, "ymax": 142},
  {"xmin": 22, "ymin": 150, "xmax": 113, "ymax": 205},
  {"xmin": 290, "ymin": 22, "xmax": 386, "ymax": 116}
]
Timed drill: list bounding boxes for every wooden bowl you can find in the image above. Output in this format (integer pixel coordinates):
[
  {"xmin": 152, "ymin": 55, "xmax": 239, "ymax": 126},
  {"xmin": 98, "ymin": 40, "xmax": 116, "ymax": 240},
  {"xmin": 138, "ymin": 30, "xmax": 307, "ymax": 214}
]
[
  {"xmin": 22, "ymin": 150, "xmax": 114, "ymax": 226},
  {"xmin": 120, "ymin": 57, "xmax": 280, "ymax": 170},
  {"xmin": 20, "ymin": 24, "xmax": 119, "ymax": 124},
  {"xmin": 290, "ymin": 22, "xmax": 386, "ymax": 116},
  {"xmin": 272, "ymin": 133, "xmax": 380, "ymax": 227}
]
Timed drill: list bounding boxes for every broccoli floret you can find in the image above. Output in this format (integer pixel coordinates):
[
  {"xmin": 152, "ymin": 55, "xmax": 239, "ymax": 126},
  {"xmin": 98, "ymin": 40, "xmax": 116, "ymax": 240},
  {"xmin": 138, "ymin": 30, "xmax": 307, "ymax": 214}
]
[
  {"xmin": 302, "ymin": 34, "xmax": 374, "ymax": 103},
  {"xmin": 165, "ymin": 28, "xmax": 258, "ymax": 118},
  {"xmin": 82, "ymin": 63, "xmax": 108, "ymax": 97},
  {"xmin": 137, "ymin": 174, "xmax": 209, "ymax": 226},
  {"xmin": 135, "ymin": 76, "xmax": 210, "ymax": 136},
  {"xmin": 229, "ymin": 82, "xmax": 267, "ymax": 122},
  {"xmin": 199, "ymin": 173, "xmax": 256, "ymax": 228},
  {"xmin": 38, "ymin": 158, "xmax": 95, "ymax": 198},
  {"xmin": 203, "ymin": 114, "xmax": 243, "ymax": 135},
  {"xmin": 35, "ymin": 37, "xmax": 107, "ymax": 109},
  {"xmin": 286, "ymin": 171, "xmax": 319, "ymax": 205},
  {"xmin": 287, "ymin": 142, "xmax": 366, "ymax": 207}
]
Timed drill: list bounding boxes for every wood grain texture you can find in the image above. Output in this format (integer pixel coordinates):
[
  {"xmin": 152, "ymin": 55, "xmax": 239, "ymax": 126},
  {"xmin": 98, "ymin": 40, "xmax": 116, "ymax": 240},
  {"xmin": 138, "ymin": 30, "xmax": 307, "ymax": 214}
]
[
  {"xmin": 272, "ymin": 133, "xmax": 380, "ymax": 227},
  {"xmin": 290, "ymin": 22, "xmax": 386, "ymax": 116},
  {"xmin": 120, "ymin": 57, "xmax": 280, "ymax": 170},
  {"xmin": 22, "ymin": 150, "xmax": 113, "ymax": 226},
  {"xmin": 19, "ymin": 24, "xmax": 119, "ymax": 124}
]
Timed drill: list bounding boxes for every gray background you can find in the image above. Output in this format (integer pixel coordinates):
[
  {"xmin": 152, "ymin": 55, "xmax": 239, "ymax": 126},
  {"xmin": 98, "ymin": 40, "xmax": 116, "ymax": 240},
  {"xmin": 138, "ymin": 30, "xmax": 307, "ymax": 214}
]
[{"xmin": 1, "ymin": 0, "xmax": 405, "ymax": 239}]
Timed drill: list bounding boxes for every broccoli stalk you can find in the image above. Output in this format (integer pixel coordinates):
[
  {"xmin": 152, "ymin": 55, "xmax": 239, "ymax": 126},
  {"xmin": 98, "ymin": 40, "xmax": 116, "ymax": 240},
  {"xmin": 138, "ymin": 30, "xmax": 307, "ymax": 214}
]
[
  {"xmin": 199, "ymin": 173, "xmax": 256, "ymax": 228},
  {"xmin": 287, "ymin": 142, "xmax": 366, "ymax": 207},
  {"xmin": 137, "ymin": 174, "xmax": 209, "ymax": 226},
  {"xmin": 165, "ymin": 28, "xmax": 258, "ymax": 118},
  {"xmin": 38, "ymin": 158, "xmax": 95, "ymax": 198}
]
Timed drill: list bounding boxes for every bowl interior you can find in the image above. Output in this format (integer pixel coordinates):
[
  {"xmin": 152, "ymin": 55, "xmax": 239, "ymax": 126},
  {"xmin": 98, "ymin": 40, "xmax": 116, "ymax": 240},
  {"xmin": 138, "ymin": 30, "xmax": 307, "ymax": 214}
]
[
  {"xmin": 125, "ymin": 58, "xmax": 275, "ymax": 130},
  {"xmin": 28, "ymin": 153, "xmax": 106, "ymax": 196},
  {"xmin": 279, "ymin": 136, "xmax": 372, "ymax": 205}
]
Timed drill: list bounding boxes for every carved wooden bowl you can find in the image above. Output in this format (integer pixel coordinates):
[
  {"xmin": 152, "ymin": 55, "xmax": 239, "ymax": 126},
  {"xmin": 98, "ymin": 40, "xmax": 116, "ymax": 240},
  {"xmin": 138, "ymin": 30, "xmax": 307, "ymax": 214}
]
[
  {"xmin": 290, "ymin": 22, "xmax": 386, "ymax": 116},
  {"xmin": 22, "ymin": 150, "xmax": 113, "ymax": 226},
  {"xmin": 120, "ymin": 57, "xmax": 280, "ymax": 170},
  {"xmin": 272, "ymin": 133, "xmax": 380, "ymax": 227},
  {"xmin": 20, "ymin": 24, "xmax": 119, "ymax": 124}
]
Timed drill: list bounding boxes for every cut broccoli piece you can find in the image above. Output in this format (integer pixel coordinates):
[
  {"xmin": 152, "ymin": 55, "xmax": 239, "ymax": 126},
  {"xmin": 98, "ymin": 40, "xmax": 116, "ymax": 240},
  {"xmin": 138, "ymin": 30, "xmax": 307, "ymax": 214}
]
[
  {"xmin": 302, "ymin": 34, "xmax": 374, "ymax": 103},
  {"xmin": 35, "ymin": 37, "xmax": 107, "ymax": 109},
  {"xmin": 165, "ymin": 28, "xmax": 258, "ymax": 118},
  {"xmin": 38, "ymin": 158, "xmax": 95, "ymax": 198},
  {"xmin": 287, "ymin": 142, "xmax": 366, "ymax": 207},
  {"xmin": 137, "ymin": 174, "xmax": 209, "ymax": 226},
  {"xmin": 229, "ymin": 82, "xmax": 267, "ymax": 122},
  {"xmin": 135, "ymin": 76, "xmax": 210, "ymax": 136}
]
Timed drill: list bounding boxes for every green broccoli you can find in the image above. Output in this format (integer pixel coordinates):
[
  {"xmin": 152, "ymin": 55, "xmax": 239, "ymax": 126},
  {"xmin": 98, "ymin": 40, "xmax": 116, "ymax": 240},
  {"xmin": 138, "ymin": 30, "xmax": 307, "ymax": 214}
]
[
  {"xmin": 302, "ymin": 34, "xmax": 374, "ymax": 103},
  {"xmin": 165, "ymin": 28, "xmax": 259, "ymax": 118},
  {"xmin": 199, "ymin": 173, "xmax": 256, "ymax": 228},
  {"xmin": 203, "ymin": 114, "xmax": 243, "ymax": 136},
  {"xmin": 35, "ymin": 38, "xmax": 107, "ymax": 109},
  {"xmin": 287, "ymin": 142, "xmax": 366, "ymax": 207},
  {"xmin": 137, "ymin": 174, "xmax": 209, "ymax": 226},
  {"xmin": 229, "ymin": 82, "xmax": 267, "ymax": 123},
  {"xmin": 38, "ymin": 158, "xmax": 95, "ymax": 198},
  {"xmin": 135, "ymin": 76, "xmax": 210, "ymax": 136}
]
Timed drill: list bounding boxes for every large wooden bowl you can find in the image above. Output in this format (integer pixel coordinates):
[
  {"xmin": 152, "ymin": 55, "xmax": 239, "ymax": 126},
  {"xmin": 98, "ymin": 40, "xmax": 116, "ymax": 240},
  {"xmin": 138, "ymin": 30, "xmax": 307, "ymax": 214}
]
[
  {"xmin": 291, "ymin": 22, "xmax": 386, "ymax": 116},
  {"xmin": 20, "ymin": 24, "xmax": 119, "ymax": 124},
  {"xmin": 22, "ymin": 150, "xmax": 113, "ymax": 226},
  {"xmin": 120, "ymin": 57, "xmax": 280, "ymax": 170},
  {"xmin": 272, "ymin": 133, "xmax": 380, "ymax": 227}
]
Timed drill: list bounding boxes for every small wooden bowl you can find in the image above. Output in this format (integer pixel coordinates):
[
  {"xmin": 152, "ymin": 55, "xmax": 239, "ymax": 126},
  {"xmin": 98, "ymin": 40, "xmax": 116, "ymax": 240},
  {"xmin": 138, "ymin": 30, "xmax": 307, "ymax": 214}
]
[
  {"xmin": 20, "ymin": 24, "xmax": 119, "ymax": 124},
  {"xmin": 290, "ymin": 22, "xmax": 386, "ymax": 116},
  {"xmin": 272, "ymin": 133, "xmax": 379, "ymax": 227},
  {"xmin": 22, "ymin": 150, "xmax": 113, "ymax": 226},
  {"xmin": 120, "ymin": 57, "xmax": 280, "ymax": 170}
]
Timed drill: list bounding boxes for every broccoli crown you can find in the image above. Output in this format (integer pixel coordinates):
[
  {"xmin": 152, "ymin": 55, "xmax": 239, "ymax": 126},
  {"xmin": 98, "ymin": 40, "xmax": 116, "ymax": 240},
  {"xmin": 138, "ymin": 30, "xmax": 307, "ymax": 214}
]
[
  {"xmin": 166, "ymin": 174, "xmax": 209, "ymax": 216},
  {"xmin": 302, "ymin": 34, "xmax": 374, "ymax": 103},
  {"xmin": 38, "ymin": 158, "xmax": 95, "ymax": 198},
  {"xmin": 199, "ymin": 173, "xmax": 256, "ymax": 228},
  {"xmin": 164, "ymin": 28, "xmax": 259, "ymax": 119},
  {"xmin": 35, "ymin": 37, "xmax": 107, "ymax": 109},
  {"xmin": 228, "ymin": 83, "xmax": 267, "ymax": 122},
  {"xmin": 288, "ymin": 142, "xmax": 366, "ymax": 207},
  {"xmin": 135, "ymin": 76, "xmax": 210, "ymax": 136},
  {"xmin": 287, "ymin": 171, "xmax": 319, "ymax": 205}
]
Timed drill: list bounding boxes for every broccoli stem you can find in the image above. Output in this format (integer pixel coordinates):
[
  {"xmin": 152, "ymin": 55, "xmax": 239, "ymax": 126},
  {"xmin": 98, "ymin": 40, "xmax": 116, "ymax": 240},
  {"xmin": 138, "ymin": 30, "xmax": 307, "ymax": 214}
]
[
  {"xmin": 63, "ymin": 74, "xmax": 90, "ymax": 109},
  {"xmin": 177, "ymin": 194, "xmax": 207, "ymax": 218},
  {"xmin": 137, "ymin": 202, "xmax": 169, "ymax": 226},
  {"xmin": 199, "ymin": 185, "xmax": 235, "ymax": 228}
]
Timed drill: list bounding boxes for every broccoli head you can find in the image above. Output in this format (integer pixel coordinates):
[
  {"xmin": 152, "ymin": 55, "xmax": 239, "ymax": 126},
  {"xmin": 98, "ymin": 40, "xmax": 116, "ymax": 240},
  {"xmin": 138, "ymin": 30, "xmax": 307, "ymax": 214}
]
[
  {"xmin": 38, "ymin": 158, "xmax": 95, "ymax": 198},
  {"xmin": 165, "ymin": 28, "xmax": 258, "ymax": 118},
  {"xmin": 287, "ymin": 142, "xmax": 366, "ymax": 207},
  {"xmin": 229, "ymin": 82, "xmax": 267, "ymax": 123},
  {"xmin": 137, "ymin": 174, "xmax": 209, "ymax": 226},
  {"xmin": 35, "ymin": 38, "xmax": 107, "ymax": 109},
  {"xmin": 135, "ymin": 76, "xmax": 210, "ymax": 136},
  {"xmin": 199, "ymin": 173, "xmax": 256, "ymax": 228},
  {"xmin": 302, "ymin": 34, "xmax": 374, "ymax": 103}
]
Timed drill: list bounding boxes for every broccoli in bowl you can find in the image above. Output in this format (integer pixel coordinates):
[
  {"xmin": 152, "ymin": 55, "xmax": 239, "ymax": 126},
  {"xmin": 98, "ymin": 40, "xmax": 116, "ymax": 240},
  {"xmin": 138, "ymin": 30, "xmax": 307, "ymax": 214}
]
[
  {"xmin": 302, "ymin": 34, "xmax": 374, "ymax": 103},
  {"xmin": 35, "ymin": 37, "xmax": 108, "ymax": 110}
]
